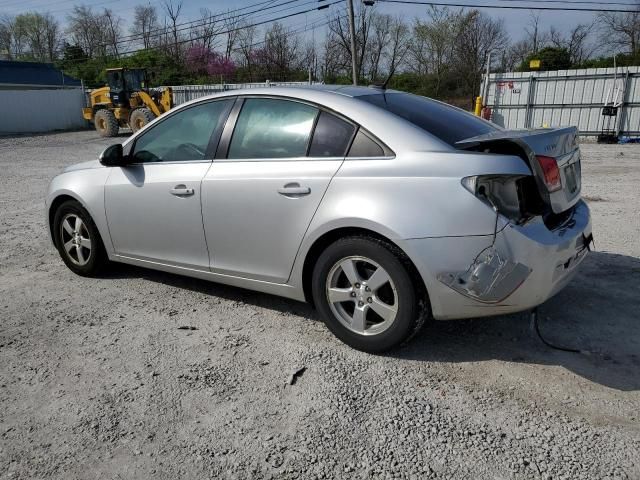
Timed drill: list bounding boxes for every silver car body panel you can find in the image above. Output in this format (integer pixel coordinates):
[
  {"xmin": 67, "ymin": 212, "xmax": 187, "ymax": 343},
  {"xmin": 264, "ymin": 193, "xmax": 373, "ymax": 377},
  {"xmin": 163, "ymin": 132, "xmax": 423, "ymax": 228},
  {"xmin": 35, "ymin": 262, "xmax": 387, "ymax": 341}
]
[
  {"xmin": 105, "ymin": 161, "xmax": 212, "ymax": 270},
  {"xmin": 46, "ymin": 85, "xmax": 592, "ymax": 320},
  {"xmin": 202, "ymin": 158, "xmax": 343, "ymax": 283}
]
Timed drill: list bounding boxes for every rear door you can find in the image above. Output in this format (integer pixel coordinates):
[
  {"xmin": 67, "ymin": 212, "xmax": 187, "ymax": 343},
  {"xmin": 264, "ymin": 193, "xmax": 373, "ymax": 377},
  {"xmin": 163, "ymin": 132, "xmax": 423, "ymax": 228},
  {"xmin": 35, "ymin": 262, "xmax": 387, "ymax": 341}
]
[
  {"xmin": 201, "ymin": 97, "xmax": 356, "ymax": 283},
  {"xmin": 105, "ymin": 98, "xmax": 234, "ymax": 269}
]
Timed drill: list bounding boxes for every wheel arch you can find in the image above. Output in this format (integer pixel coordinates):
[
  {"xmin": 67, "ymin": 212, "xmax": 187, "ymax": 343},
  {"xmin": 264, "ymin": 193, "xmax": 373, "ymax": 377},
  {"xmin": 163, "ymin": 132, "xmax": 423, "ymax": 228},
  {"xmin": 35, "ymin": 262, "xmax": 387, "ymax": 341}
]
[
  {"xmin": 48, "ymin": 193, "xmax": 83, "ymax": 247},
  {"xmin": 300, "ymin": 226, "xmax": 429, "ymax": 308}
]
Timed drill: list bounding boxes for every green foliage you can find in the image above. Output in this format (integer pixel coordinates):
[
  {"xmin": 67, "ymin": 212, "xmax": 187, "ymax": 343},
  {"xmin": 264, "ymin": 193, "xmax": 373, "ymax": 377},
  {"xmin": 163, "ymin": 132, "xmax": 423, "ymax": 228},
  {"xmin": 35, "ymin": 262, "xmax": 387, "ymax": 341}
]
[
  {"xmin": 577, "ymin": 52, "xmax": 640, "ymax": 69},
  {"xmin": 518, "ymin": 47, "xmax": 571, "ymax": 72}
]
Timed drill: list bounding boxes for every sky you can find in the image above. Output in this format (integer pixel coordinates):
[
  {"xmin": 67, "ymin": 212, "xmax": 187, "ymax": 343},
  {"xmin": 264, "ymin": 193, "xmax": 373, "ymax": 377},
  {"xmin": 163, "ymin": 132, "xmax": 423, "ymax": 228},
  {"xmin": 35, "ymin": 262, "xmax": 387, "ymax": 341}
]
[{"xmin": 0, "ymin": 0, "xmax": 608, "ymax": 48}]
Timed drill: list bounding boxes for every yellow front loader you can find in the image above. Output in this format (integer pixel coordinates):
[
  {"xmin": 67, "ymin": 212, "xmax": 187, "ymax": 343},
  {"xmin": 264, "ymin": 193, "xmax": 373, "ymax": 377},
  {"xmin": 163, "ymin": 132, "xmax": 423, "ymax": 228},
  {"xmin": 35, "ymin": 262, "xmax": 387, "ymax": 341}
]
[{"xmin": 82, "ymin": 68, "xmax": 173, "ymax": 137}]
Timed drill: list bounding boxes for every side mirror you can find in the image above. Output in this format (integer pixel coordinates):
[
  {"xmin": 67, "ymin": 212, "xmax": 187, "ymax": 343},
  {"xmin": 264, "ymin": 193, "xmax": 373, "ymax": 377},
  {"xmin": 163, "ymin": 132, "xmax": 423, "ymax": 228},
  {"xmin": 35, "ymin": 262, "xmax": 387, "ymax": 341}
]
[{"xmin": 99, "ymin": 144, "xmax": 128, "ymax": 166}]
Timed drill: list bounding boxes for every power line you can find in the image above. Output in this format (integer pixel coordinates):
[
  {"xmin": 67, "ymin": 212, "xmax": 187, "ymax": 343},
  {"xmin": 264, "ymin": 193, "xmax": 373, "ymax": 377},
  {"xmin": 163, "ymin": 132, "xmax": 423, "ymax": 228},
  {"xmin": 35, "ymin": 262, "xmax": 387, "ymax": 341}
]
[
  {"xmin": 374, "ymin": 0, "xmax": 638, "ymax": 13},
  {"xmin": 57, "ymin": 3, "xmax": 337, "ymax": 65},
  {"xmin": 109, "ymin": 1, "xmax": 341, "ymax": 57},
  {"xmin": 110, "ymin": 0, "xmax": 308, "ymax": 46},
  {"xmin": 495, "ymin": 0, "xmax": 637, "ymax": 5}
]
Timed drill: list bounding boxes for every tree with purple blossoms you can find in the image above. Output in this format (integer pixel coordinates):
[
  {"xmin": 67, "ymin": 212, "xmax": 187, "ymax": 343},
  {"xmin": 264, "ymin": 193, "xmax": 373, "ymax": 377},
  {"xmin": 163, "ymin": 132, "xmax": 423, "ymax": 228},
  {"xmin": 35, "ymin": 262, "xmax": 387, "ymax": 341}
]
[{"xmin": 185, "ymin": 43, "xmax": 235, "ymax": 79}]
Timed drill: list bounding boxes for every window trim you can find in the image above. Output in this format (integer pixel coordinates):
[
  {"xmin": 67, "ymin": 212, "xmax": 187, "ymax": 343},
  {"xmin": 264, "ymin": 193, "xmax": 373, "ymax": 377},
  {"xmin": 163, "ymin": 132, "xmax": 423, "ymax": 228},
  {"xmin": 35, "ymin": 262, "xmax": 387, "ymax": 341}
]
[
  {"xmin": 127, "ymin": 97, "xmax": 236, "ymax": 165},
  {"xmin": 214, "ymin": 94, "xmax": 394, "ymax": 163}
]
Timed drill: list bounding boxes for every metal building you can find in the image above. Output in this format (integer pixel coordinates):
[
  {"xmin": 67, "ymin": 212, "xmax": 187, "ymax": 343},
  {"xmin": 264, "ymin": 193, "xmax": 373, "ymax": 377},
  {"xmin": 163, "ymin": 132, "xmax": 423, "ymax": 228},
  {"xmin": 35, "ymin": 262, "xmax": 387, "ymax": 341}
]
[
  {"xmin": 0, "ymin": 61, "xmax": 86, "ymax": 134},
  {"xmin": 482, "ymin": 66, "xmax": 640, "ymax": 137}
]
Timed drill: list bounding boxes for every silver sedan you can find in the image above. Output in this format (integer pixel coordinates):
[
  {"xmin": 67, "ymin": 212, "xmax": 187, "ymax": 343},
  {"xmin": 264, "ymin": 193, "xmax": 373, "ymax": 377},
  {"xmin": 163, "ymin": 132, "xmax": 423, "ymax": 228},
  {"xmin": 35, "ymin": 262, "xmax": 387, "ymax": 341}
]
[{"xmin": 46, "ymin": 86, "xmax": 592, "ymax": 352}]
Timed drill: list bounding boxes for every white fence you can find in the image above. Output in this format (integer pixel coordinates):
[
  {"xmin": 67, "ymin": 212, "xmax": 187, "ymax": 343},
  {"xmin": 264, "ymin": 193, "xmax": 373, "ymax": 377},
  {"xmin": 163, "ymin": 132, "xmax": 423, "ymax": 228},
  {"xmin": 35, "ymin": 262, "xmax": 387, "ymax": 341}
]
[
  {"xmin": 0, "ymin": 88, "xmax": 87, "ymax": 134},
  {"xmin": 167, "ymin": 81, "xmax": 317, "ymax": 105},
  {"xmin": 483, "ymin": 67, "xmax": 640, "ymax": 136}
]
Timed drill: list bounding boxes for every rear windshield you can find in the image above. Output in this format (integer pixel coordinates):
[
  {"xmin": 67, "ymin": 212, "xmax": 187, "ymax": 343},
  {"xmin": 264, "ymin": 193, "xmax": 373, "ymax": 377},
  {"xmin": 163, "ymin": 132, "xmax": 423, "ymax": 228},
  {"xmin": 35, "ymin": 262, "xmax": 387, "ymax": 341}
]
[{"xmin": 357, "ymin": 92, "xmax": 499, "ymax": 147}]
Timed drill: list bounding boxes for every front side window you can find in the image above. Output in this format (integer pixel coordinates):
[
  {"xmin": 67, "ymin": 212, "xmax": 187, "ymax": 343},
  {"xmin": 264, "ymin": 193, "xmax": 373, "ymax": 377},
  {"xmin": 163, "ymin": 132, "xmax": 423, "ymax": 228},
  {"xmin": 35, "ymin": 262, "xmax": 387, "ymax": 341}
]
[
  {"xmin": 228, "ymin": 98, "xmax": 318, "ymax": 159},
  {"xmin": 131, "ymin": 99, "xmax": 233, "ymax": 163}
]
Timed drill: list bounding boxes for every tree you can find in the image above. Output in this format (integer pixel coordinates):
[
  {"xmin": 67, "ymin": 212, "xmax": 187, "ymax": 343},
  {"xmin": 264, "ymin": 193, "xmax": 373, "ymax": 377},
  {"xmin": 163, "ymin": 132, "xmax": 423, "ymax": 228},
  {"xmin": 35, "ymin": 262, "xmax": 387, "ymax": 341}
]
[
  {"xmin": 520, "ymin": 46, "xmax": 571, "ymax": 71},
  {"xmin": 131, "ymin": 5, "xmax": 159, "ymax": 50},
  {"xmin": 453, "ymin": 9, "xmax": 508, "ymax": 106},
  {"xmin": 236, "ymin": 21, "xmax": 257, "ymax": 81},
  {"xmin": 162, "ymin": 0, "xmax": 183, "ymax": 62},
  {"xmin": 597, "ymin": 8, "xmax": 640, "ymax": 56},
  {"xmin": 223, "ymin": 12, "xmax": 241, "ymax": 60},
  {"xmin": 66, "ymin": 6, "xmax": 107, "ymax": 58},
  {"xmin": 383, "ymin": 16, "xmax": 410, "ymax": 84},
  {"xmin": 254, "ymin": 22, "xmax": 302, "ymax": 81},
  {"xmin": 524, "ymin": 12, "xmax": 549, "ymax": 56},
  {"xmin": 411, "ymin": 7, "xmax": 459, "ymax": 95},
  {"xmin": 185, "ymin": 43, "xmax": 235, "ymax": 78},
  {"xmin": 1, "ymin": 13, "xmax": 61, "ymax": 61},
  {"xmin": 102, "ymin": 9, "xmax": 123, "ymax": 58},
  {"xmin": 191, "ymin": 8, "xmax": 221, "ymax": 51}
]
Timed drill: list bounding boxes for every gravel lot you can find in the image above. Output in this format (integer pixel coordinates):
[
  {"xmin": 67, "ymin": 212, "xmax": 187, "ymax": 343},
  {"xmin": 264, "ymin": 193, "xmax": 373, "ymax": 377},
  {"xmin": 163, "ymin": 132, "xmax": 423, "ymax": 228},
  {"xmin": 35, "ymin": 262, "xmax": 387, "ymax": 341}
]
[{"xmin": 1, "ymin": 131, "xmax": 639, "ymax": 479}]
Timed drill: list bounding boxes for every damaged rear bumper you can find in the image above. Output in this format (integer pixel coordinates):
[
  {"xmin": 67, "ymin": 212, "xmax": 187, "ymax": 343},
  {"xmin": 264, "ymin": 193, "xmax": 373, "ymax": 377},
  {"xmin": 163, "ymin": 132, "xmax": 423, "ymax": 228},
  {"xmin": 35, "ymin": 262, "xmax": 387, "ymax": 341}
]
[{"xmin": 404, "ymin": 200, "xmax": 592, "ymax": 320}]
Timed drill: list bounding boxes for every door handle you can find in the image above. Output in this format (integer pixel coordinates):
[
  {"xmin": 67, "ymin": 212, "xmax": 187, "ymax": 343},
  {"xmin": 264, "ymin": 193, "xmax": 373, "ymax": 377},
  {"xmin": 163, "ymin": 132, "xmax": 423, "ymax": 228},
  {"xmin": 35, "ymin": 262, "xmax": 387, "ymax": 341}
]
[
  {"xmin": 277, "ymin": 183, "xmax": 311, "ymax": 197},
  {"xmin": 170, "ymin": 185, "xmax": 195, "ymax": 196}
]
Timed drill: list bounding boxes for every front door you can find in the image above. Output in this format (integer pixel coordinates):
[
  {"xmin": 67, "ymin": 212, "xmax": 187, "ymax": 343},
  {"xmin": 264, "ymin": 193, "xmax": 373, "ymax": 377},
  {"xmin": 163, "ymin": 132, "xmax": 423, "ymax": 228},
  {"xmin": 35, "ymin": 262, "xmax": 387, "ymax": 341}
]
[
  {"xmin": 202, "ymin": 98, "xmax": 357, "ymax": 283},
  {"xmin": 105, "ymin": 98, "xmax": 234, "ymax": 269}
]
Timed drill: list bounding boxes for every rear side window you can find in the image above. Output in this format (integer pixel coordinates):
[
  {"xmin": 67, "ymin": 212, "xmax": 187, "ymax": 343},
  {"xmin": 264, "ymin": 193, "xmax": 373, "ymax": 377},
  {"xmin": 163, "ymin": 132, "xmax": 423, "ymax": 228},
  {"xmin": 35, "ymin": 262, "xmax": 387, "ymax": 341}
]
[
  {"xmin": 358, "ymin": 92, "xmax": 498, "ymax": 146},
  {"xmin": 228, "ymin": 98, "xmax": 318, "ymax": 159},
  {"xmin": 308, "ymin": 111, "xmax": 356, "ymax": 157},
  {"xmin": 348, "ymin": 130, "xmax": 385, "ymax": 157}
]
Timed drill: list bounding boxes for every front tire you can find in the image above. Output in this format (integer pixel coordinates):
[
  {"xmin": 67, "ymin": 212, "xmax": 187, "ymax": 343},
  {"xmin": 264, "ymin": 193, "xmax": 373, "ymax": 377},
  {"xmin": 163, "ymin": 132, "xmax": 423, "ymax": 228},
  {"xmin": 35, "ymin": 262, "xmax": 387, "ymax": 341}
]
[
  {"xmin": 94, "ymin": 109, "xmax": 119, "ymax": 137},
  {"xmin": 129, "ymin": 108, "xmax": 155, "ymax": 133},
  {"xmin": 312, "ymin": 236, "xmax": 423, "ymax": 353},
  {"xmin": 53, "ymin": 200, "xmax": 107, "ymax": 276}
]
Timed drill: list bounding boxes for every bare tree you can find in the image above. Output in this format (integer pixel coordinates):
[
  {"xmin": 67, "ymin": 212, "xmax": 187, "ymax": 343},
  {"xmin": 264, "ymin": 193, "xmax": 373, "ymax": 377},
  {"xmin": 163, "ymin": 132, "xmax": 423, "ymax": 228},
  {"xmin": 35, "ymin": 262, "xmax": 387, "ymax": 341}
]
[
  {"xmin": 550, "ymin": 23, "xmax": 595, "ymax": 65},
  {"xmin": 103, "ymin": 9, "xmax": 123, "ymax": 57},
  {"xmin": 503, "ymin": 38, "xmax": 530, "ymax": 71},
  {"xmin": 235, "ymin": 21, "xmax": 257, "ymax": 80},
  {"xmin": 524, "ymin": 12, "xmax": 548, "ymax": 56},
  {"xmin": 597, "ymin": 8, "xmax": 640, "ymax": 56},
  {"xmin": 66, "ymin": 6, "xmax": 108, "ymax": 58},
  {"xmin": 131, "ymin": 4, "xmax": 159, "ymax": 50},
  {"xmin": 327, "ymin": 4, "xmax": 374, "ymax": 81},
  {"xmin": 411, "ymin": 6, "xmax": 460, "ymax": 95},
  {"xmin": 223, "ymin": 13, "xmax": 241, "ymax": 60},
  {"xmin": 368, "ymin": 13, "xmax": 392, "ymax": 82},
  {"xmin": 453, "ymin": 9, "xmax": 508, "ymax": 105},
  {"xmin": 384, "ymin": 16, "xmax": 410, "ymax": 83},
  {"xmin": 191, "ymin": 8, "xmax": 221, "ymax": 51},
  {"xmin": 258, "ymin": 22, "xmax": 302, "ymax": 80},
  {"xmin": 163, "ymin": 0, "xmax": 183, "ymax": 61}
]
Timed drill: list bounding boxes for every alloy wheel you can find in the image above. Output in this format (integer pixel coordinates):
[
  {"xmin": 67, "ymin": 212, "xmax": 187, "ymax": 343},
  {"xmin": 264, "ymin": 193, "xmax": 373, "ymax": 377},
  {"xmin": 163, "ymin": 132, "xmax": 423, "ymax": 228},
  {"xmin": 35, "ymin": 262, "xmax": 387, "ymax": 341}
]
[
  {"xmin": 325, "ymin": 256, "xmax": 398, "ymax": 336},
  {"xmin": 60, "ymin": 213, "xmax": 92, "ymax": 266}
]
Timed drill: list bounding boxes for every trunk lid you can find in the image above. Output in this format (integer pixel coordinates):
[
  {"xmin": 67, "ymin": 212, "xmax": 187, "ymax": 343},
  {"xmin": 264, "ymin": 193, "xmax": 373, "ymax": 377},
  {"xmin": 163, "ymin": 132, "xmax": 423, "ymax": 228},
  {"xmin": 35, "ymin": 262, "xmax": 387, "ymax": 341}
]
[{"xmin": 456, "ymin": 127, "xmax": 581, "ymax": 214}]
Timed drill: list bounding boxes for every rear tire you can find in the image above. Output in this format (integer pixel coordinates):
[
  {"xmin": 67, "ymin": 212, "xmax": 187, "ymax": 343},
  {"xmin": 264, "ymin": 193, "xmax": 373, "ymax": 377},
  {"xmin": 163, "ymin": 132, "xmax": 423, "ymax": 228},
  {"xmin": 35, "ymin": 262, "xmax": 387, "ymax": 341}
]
[
  {"xmin": 53, "ymin": 200, "xmax": 107, "ymax": 276},
  {"xmin": 129, "ymin": 108, "xmax": 155, "ymax": 133},
  {"xmin": 311, "ymin": 236, "xmax": 424, "ymax": 353},
  {"xmin": 94, "ymin": 109, "xmax": 119, "ymax": 137}
]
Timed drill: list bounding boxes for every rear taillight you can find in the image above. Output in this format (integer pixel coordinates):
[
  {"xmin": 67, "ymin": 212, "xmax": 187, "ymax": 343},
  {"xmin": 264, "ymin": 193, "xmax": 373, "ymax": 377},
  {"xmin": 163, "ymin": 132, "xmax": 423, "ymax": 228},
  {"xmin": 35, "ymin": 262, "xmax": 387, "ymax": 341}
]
[
  {"xmin": 461, "ymin": 175, "xmax": 525, "ymax": 221},
  {"xmin": 535, "ymin": 155, "xmax": 562, "ymax": 192}
]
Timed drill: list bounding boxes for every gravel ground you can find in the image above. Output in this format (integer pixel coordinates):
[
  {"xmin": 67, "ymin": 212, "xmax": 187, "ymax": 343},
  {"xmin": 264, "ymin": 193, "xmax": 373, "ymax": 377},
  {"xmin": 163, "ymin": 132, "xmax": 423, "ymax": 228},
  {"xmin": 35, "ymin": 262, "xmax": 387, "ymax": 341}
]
[{"xmin": 1, "ymin": 131, "xmax": 639, "ymax": 479}]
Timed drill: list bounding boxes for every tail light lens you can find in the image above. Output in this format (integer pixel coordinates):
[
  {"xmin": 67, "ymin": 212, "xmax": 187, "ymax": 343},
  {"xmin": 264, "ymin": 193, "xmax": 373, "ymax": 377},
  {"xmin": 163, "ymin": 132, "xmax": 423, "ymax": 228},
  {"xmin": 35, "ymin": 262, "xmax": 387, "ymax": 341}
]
[{"xmin": 535, "ymin": 155, "xmax": 562, "ymax": 192}]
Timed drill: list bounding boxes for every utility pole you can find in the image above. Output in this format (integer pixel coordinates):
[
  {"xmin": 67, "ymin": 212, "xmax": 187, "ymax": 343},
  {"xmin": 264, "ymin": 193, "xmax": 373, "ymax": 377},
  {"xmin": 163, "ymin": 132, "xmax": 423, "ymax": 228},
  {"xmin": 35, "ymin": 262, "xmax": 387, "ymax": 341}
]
[{"xmin": 347, "ymin": 0, "xmax": 358, "ymax": 85}]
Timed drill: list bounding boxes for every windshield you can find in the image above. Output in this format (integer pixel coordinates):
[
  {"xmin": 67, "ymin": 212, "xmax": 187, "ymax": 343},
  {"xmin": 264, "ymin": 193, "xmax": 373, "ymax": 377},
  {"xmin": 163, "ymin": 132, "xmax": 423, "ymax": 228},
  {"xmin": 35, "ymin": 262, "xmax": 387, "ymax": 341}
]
[
  {"xmin": 124, "ymin": 70, "xmax": 146, "ymax": 91},
  {"xmin": 357, "ymin": 92, "xmax": 499, "ymax": 147}
]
